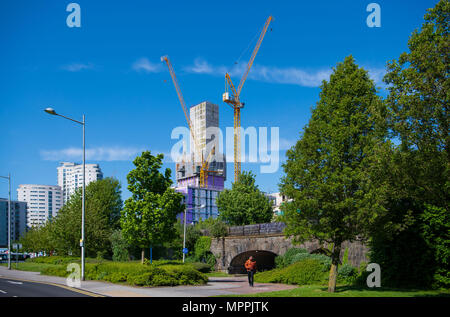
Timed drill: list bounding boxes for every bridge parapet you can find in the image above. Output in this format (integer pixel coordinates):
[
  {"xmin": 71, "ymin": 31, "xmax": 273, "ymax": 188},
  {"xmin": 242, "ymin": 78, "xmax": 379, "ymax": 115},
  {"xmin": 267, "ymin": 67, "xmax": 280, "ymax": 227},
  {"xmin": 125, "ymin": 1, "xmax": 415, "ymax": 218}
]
[{"xmin": 228, "ymin": 222, "xmax": 286, "ymax": 236}]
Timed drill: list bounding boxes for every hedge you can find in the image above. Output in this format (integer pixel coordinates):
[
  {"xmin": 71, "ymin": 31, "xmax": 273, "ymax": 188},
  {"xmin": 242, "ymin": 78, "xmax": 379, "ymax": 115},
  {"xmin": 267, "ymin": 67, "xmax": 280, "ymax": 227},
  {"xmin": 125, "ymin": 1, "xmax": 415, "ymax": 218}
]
[{"xmin": 33, "ymin": 256, "xmax": 208, "ymax": 286}]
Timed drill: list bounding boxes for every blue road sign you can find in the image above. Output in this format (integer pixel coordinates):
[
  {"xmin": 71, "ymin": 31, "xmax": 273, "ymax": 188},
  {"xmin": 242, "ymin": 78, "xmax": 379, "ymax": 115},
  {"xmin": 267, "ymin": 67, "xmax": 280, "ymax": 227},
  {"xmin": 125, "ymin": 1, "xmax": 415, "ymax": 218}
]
[{"xmin": 182, "ymin": 248, "xmax": 188, "ymax": 254}]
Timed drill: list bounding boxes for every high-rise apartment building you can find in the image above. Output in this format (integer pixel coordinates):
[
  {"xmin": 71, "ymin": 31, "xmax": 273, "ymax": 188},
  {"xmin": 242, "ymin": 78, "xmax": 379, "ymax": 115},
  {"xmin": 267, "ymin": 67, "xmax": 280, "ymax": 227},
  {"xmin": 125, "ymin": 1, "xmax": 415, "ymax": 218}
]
[
  {"xmin": 0, "ymin": 199, "xmax": 27, "ymax": 246},
  {"xmin": 175, "ymin": 101, "xmax": 226, "ymax": 224},
  {"xmin": 17, "ymin": 184, "xmax": 63, "ymax": 228},
  {"xmin": 57, "ymin": 162, "xmax": 103, "ymax": 203}
]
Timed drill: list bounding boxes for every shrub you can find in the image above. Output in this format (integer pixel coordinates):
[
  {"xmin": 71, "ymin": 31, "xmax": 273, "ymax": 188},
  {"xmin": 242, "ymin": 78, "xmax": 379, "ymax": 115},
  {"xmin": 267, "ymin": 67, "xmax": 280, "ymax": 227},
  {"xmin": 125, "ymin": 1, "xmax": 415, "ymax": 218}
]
[
  {"xmin": 110, "ymin": 230, "xmax": 130, "ymax": 262},
  {"xmin": 290, "ymin": 253, "xmax": 331, "ymax": 271},
  {"xmin": 194, "ymin": 236, "xmax": 212, "ymax": 259},
  {"xmin": 32, "ymin": 256, "xmax": 208, "ymax": 287},
  {"xmin": 275, "ymin": 248, "xmax": 309, "ymax": 268},
  {"xmin": 255, "ymin": 259, "xmax": 327, "ymax": 285},
  {"xmin": 337, "ymin": 263, "xmax": 358, "ymax": 284},
  {"xmin": 105, "ymin": 272, "xmax": 128, "ymax": 283},
  {"xmin": 209, "ymin": 219, "xmax": 229, "ymax": 238},
  {"xmin": 40, "ymin": 265, "xmax": 68, "ymax": 277},
  {"xmin": 27, "ymin": 256, "xmax": 80, "ymax": 265},
  {"xmin": 189, "ymin": 262, "xmax": 212, "ymax": 273}
]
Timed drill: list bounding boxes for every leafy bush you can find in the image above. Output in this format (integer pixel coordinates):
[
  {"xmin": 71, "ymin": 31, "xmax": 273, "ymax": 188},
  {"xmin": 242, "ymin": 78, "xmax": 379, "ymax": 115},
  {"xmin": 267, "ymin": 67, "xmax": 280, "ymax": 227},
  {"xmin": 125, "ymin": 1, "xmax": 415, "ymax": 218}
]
[
  {"xmin": 40, "ymin": 265, "xmax": 68, "ymax": 277},
  {"xmin": 337, "ymin": 263, "xmax": 358, "ymax": 284},
  {"xmin": 27, "ymin": 256, "xmax": 80, "ymax": 265},
  {"xmin": 290, "ymin": 253, "xmax": 331, "ymax": 271},
  {"xmin": 110, "ymin": 230, "xmax": 129, "ymax": 262},
  {"xmin": 189, "ymin": 262, "xmax": 212, "ymax": 273},
  {"xmin": 36, "ymin": 258, "xmax": 208, "ymax": 287},
  {"xmin": 194, "ymin": 236, "xmax": 212, "ymax": 259},
  {"xmin": 255, "ymin": 259, "xmax": 328, "ymax": 285},
  {"xmin": 275, "ymin": 248, "xmax": 309, "ymax": 268},
  {"xmin": 192, "ymin": 236, "xmax": 216, "ymax": 269},
  {"xmin": 105, "ymin": 272, "xmax": 128, "ymax": 283}
]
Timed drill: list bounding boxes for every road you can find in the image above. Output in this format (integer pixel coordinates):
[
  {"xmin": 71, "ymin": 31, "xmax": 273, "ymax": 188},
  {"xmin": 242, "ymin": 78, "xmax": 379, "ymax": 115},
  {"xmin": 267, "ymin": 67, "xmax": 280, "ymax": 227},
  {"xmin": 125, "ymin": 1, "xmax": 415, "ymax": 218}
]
[
  {"xmin": 0, "ymin": 266, "xmax": 296, "ymax": 297},
  {"xmin": 0, "ymin": 277, "xmax": 99, "ymax": 297}
]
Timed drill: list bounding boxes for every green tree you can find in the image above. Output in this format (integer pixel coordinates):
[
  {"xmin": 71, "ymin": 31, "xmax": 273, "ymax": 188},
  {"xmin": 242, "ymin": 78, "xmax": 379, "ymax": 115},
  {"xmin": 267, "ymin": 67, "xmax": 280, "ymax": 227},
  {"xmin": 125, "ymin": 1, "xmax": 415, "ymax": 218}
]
[
  {"xmin": 20, "ymin": 222, "xmax": 55, "ymax": 255},
  {"xmin": 280, "ymin": 56, "xmax": 388, "ymax": 292},
  {"xmin": 120, "ymin": 151, "xmax": 184, "ymax": 263},
  {"xmin": 110, "ymin": 230, "xmax": 130, "ymax": 262},
  {"xmin": 165, "ymin": 220, "xmax": 203, "ymax": 260},
  {"xmin": 197, "ymin": 217, "xmax": 229, "ymax": 238},
  {"xmin": 369, "ymin": 0, "xmax": 450, "ymax": 288},
  {"xmin": 50, "ymin": 177, "xmax": 123, "ymax": 257},
  {"xmin": 383, "ymin": 0, "xmax": 449, "ymax": 208},
  {"xmin": 217, "ymin": 171, "xmax": 273, "ymax": 225}
]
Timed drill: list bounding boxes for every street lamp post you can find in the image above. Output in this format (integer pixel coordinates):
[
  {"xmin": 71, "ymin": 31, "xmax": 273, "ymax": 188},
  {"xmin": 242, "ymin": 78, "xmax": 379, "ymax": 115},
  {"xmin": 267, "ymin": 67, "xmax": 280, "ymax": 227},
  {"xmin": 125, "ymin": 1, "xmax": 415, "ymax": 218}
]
[
  {"xmin": 44, "ymin": 108, "xmax": 86, "ymax": 281},
  {"xmin": 183, "ymin": 204, "xmax": 206, "ymax": 263},
  {"xmin": 0, "ymin": 174, "xmax": 11, "ymax": 270}
]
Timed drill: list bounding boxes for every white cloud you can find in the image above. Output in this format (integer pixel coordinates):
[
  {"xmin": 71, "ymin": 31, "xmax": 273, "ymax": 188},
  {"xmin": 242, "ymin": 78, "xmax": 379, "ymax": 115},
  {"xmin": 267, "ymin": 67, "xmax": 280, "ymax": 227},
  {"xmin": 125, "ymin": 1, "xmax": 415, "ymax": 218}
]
[
  {"xmin": 132, "ymin": 58, "xmax": 163, "ymax": 73},
  {"xmin": 279, "ymin": 137, "xmax": 297, "ymax": 151},
  {"xmin": 40, "ymin": 146, "xmax": 145, "ymax": 162},
  {"xmin": 40, "ymin": 146, "xmax": 179, "ymax": 164},
  {"xmin": 183, "ymin": 58, "xmax": 386, "ymax": 87},
  {"xmin": 61, "ymin": 63, "xmax": 94, "ymax": 72}
]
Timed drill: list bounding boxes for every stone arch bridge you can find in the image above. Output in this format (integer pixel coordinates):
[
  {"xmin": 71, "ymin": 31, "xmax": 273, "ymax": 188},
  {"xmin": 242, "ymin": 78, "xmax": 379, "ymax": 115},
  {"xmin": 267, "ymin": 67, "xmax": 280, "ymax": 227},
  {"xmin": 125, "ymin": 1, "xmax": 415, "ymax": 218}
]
[{"xmin": 209, "ymin": 222, "xmax": 368, "ymax": 274}]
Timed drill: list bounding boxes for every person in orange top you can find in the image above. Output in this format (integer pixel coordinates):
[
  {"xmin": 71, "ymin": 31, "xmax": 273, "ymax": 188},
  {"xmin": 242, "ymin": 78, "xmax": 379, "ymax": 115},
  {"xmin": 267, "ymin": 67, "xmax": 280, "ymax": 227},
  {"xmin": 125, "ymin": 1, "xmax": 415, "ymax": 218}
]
[{"xmin": 244, "ymin": 256, "xmax": 257, "ymax": 287}]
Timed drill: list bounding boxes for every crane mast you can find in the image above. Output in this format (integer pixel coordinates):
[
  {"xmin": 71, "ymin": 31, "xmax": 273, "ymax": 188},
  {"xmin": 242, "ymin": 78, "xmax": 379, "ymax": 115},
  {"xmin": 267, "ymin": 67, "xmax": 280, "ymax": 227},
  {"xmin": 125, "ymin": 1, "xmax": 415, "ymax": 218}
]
[{"xmin": 223, "ymin": 16, "xmax": 273, "ymax": 183}]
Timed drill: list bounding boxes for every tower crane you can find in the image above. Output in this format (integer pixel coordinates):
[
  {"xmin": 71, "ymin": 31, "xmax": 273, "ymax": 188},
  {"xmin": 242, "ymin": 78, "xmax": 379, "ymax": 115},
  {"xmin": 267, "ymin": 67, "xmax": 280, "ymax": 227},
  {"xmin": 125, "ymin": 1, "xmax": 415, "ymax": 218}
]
[
  {"xmin": 223, "ymin": 16, "xmax": 273, "ymax": 183},
  {"xmin": 161, "ymin": 55, "xmax": 215, "ymax": 188}
]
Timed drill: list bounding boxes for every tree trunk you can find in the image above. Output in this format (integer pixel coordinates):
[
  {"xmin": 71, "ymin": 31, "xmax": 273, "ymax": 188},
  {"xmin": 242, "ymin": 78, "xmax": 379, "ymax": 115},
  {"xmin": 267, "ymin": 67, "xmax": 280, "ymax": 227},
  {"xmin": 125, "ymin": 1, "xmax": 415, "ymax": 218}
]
[
  {"xmin": 328, "ymin": 243, "xmax": 341, "ymax": 292},
  {"xmin": 141, "ymin": 248, "xmax": 145, "ymax": 264}
]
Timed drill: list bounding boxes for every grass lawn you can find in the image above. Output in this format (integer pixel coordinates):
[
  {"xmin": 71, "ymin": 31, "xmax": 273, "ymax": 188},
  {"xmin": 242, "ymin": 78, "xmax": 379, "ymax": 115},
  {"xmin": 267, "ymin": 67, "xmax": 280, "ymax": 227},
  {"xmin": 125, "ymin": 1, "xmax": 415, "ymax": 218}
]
[
  {"xmin": 1, "ymin": 262, "xmax": 56, "ymax": 273},
  {"xmin": 224, "ymin": 284, "xmax": 450, "ymax": 297}
]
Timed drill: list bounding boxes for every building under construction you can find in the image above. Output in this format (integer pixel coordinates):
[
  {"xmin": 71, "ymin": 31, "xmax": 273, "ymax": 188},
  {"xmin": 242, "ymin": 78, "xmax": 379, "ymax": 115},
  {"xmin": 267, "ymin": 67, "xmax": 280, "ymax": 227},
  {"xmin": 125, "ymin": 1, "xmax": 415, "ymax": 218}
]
[{"xmin": 174, "ymin": 101, "xmax": 226, "ymax": 224}]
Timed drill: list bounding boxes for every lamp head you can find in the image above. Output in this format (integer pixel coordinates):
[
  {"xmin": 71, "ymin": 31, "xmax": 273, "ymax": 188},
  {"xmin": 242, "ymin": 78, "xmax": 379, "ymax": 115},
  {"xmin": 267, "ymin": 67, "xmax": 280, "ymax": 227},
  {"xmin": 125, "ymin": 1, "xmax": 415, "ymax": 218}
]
[{"xmin": 44, "ymin": 108, "xmax": 57, "ymax": 115}]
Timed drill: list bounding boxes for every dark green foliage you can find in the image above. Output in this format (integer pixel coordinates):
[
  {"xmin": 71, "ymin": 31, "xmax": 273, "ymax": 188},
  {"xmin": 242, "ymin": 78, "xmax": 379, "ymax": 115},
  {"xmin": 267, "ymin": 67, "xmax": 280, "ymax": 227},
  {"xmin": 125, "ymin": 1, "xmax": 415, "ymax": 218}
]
[
  {"xmin": 370, "ymin": 0, "xmax": 450, "ymax": 289},
  {"xmin": 193, "ymin": 236, "xmax": 216, "ymax": 268},
  {"xmin": 337, "ymin": 264, "xmax": 358, "ymax": 284},
  {"xmin": 189, "ymin": 262, "xmax": 212, "ymax": 273},
  {"xmin": 421, "ymin": 205, "xmax": 450, "ymax": 287},
  {"xmin": 165, "ymin": 221, "xmax": 203, "ymax": 260},
  {"xmin": 217, "ymin": 171, "xmax": 273, "ymax": 225},
  {"xmin": 110, "ymin": 230, "xmax": 130, "ymax": 262}
]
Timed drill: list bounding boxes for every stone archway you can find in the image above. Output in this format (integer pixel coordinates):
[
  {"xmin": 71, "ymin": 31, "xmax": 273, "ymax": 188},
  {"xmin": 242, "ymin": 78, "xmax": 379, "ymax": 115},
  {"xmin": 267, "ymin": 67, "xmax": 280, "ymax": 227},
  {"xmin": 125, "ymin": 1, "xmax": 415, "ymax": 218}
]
[{"xmin": 228, "ymin": 250, "xmax": 277, "ymax": 274}]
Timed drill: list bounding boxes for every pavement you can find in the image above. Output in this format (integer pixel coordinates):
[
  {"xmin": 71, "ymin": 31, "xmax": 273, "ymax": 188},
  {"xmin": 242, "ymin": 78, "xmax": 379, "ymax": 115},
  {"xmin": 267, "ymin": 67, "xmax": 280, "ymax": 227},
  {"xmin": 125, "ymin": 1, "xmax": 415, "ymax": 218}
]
[{"xmin": 0, "ymin": 266, "xmax": 296, "ymax": 297}]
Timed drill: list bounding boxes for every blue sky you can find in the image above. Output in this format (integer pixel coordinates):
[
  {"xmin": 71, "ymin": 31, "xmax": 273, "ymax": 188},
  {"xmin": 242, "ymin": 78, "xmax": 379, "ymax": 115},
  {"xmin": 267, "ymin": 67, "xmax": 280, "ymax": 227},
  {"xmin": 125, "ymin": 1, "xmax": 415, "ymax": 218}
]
[{"xmin": 0, "ymin": 0, "xmax": 438, "ymax": 201}]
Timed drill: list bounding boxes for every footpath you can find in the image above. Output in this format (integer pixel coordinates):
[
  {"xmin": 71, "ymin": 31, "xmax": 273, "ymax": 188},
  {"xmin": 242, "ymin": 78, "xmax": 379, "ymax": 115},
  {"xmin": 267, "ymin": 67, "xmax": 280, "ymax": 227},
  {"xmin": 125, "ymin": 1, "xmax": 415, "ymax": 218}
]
[{"xmin": 0, "ymin": 266, "xmax": 295, "ymax": 297}]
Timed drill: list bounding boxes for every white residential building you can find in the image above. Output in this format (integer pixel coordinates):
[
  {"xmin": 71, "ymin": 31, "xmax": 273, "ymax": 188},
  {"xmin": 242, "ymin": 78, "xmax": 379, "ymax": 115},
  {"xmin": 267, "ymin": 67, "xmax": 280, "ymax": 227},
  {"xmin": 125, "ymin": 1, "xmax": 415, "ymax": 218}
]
[
  {"xmin": 17, "ymin": 184, "xmax": 63, "ymax": 228},
  {"xmin": 265, "ymin": 192, "xmax": 289, "ymax": 216},
  {"xmin": 57, "ymin": 162, "xmax": 103, "ymax": 203}
]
